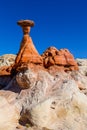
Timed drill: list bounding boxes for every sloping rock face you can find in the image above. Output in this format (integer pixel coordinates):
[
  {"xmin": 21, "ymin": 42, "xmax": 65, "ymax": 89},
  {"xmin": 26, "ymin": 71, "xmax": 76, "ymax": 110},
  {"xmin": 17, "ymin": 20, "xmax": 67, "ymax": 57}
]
[
  {"xmin": 0, "ymin": 91, "xmax": 20, "ymax": 130},
  {"xmin": 27, "ymin": 80, "xmax": 87, "ymax": 130},
  {"xmin": 76, "ymin": 58, "xmax": 87, "ymax": 76},
  {"xmin": 42, "ymin": 47, "xmax": 78, "ymax": 71},
  {"xmin": 15, "ymin": 36, "xmax": 42, "ymax": 67},
  {"xmin": 15, "ymin": 68, "xmax": 87, "ymax": 130},
  {"xmin": 0, "ymin": 58, "xmax": 87, "ymax": 130}
]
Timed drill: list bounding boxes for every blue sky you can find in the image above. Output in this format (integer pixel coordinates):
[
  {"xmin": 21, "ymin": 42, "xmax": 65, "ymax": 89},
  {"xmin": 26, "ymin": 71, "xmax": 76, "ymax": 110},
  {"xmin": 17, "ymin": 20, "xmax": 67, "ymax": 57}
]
[{"xmin": 0, "ymin": 0, "xmax": 87, "ymax": 58}]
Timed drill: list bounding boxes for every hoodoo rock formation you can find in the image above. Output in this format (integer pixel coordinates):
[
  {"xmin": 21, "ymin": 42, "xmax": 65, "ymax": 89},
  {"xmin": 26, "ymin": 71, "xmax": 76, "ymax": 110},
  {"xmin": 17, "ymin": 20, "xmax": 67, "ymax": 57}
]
[
  {"xmin": 1, "ymin": 20, "xmax": 87, "ymax": 130},
  {"xmin": 12, "ymin": 20, "xmax": 43, "ymax": 73},
  {"xmin": 0, "ymin": 19, "xmax": 78, "ymax": 76}
]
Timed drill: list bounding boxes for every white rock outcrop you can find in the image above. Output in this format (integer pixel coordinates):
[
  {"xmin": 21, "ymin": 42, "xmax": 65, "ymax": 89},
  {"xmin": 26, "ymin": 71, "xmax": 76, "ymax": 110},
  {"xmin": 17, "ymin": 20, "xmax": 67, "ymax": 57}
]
[
  {"xmin": 0, "ymin": 57, "xmax": 87, "ymax": 130},
  {"xmin": 0, "ymin": 54, "xmax": 16, "ymax": 67},
  {"xmin": 0, "ymin": 91, "xmax": 20, "ymax": 130},
  {"xmin": 16, "ymin": 69, "xmax": 87, "ymax": 130},
  {"xmin": 76, "ymin": 58, "xmax": 87, "ymax": 76}
]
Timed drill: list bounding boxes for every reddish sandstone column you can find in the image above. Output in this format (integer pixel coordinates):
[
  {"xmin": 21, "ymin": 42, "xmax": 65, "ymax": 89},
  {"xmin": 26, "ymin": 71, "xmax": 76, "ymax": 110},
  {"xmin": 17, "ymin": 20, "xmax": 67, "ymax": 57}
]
[{"xmin": 15, "ymin": 20, "xmax": 42, "ymax": 65}]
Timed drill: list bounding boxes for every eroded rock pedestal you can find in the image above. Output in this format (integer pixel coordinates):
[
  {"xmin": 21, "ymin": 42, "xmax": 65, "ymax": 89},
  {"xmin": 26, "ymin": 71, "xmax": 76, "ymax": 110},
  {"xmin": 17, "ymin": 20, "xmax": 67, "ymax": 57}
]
[{"xmin": 12, "ymin": 20, "xmax": 42, "ymax": 73}]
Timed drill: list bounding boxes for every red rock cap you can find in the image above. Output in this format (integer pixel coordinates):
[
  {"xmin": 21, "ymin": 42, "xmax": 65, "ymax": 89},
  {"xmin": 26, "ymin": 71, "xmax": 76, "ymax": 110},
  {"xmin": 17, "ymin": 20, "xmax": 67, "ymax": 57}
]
[{"xmin": 17, "ymin": 20, "xmax": 34, "ymax": 27}]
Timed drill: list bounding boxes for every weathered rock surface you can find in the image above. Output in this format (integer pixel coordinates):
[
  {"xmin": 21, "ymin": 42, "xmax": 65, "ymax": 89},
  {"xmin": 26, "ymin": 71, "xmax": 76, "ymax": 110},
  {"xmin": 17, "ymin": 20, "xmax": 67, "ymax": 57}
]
[
  {"xmin": 42, "ymin": 47, "xmax": 78, "ymax": 71},
  {"xmin": 0, "ymin": 54, "xmax": 16, "ymax": 88},
  {"xmin": 14, "ymin": 68, "xmax": 87, "ymax": 130},
  {"xmin": 70, "ymin": 71, "xmax": 87, "ymax": 91},
  {"xmin": 13, "ymin": 20, "xmax": 42, "ymax": 74},
  {"xmin": 28, "ymin": 81, "xmax": 87, "ymax": 130},
  {"xmin": 17, "ymin": 20, "xmax": 35, "ymax": 27},
  {"xmin": 0, "ymin": 91, "xmax": 20, "ymax": 130},
  {"xmin": 0, "ymin": 19, "xmax": 87, "ymax": 130},
  {"xmin": 0, "ymin": 59, "xmax": 87, "ymax": 130},
  {"xmin": 76, "ymin": 58, "xmax": 87, "ymax": 76},
  {"xmin": 0, "ymin": 54, "xmax": 16, "ymax": 76},
  {"xmin": 0, "ymin": 54, "xmax": 16, "ymax": 67},
  {"xmin": 15, "ymin": 36, "xmax": 42, "ymax": 67}
]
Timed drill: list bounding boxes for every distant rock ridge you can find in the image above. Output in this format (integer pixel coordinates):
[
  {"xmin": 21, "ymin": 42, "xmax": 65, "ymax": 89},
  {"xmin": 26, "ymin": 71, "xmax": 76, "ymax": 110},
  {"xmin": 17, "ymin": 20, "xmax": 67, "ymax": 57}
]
[{"xmin": 0, "ymin": 19, "xmax": 78, "ymax": 76}]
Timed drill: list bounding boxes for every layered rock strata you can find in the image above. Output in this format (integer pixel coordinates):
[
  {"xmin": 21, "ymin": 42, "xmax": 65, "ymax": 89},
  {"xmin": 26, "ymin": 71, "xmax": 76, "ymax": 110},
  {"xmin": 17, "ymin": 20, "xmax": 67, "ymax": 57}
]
[
  {"xmin": 42, "ymin": 47, "xmax": 78, "ymax": 71},
  {"xmin": 12, "ymin": 20, "xmax": 43, "ymax": 73}
]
